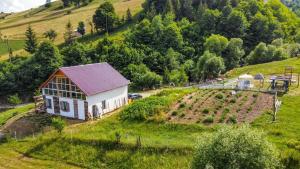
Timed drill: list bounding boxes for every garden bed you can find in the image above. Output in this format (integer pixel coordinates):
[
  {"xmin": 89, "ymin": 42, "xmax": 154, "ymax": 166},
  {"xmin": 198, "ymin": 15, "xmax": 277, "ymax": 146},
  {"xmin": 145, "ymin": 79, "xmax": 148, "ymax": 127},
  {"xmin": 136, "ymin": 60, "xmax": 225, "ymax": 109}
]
[{"xmin": 167, "ymin": 89, "xmax": 274, "ymax": 125}]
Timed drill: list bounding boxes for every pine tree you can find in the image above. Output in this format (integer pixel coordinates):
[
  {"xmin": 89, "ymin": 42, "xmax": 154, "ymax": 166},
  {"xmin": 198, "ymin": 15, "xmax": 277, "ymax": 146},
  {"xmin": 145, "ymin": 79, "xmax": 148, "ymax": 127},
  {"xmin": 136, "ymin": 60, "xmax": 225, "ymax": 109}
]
[
  {"xmin": 77, "ymin": 21, "xmax": 86, "ymax": 35},
  {"xmin": 164, "ymin": 0, "xmax": 174, "ymax": 15},
  {"xmin": 64, "ymin": 21, "xmax": 74, "ymax": 44},
  {"xmin": 126, "ymin": 8, "xmax": 132, "ymax": 22},
  {"xmin": 45, "ymin": 0, "xmax": 51, "ymax": 7},
  {"xmin": 24, "ymin": 25, "xmax": 38, "ymax": 54}
]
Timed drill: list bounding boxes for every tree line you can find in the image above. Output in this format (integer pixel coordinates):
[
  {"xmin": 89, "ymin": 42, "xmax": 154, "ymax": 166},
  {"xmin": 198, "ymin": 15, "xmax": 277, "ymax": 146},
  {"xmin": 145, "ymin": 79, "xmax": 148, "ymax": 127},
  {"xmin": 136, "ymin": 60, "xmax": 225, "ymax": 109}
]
[{"xmin": 1, "ymin": 0, "xmax": 300, "ymax": 96}]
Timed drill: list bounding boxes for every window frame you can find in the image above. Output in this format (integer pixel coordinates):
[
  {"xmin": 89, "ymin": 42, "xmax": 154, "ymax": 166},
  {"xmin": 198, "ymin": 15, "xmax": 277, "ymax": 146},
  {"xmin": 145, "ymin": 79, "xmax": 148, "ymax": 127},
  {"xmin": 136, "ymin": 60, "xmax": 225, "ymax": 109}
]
[
  {"xmin": 60, "ymin": 101, "xmax": 70, "ymax": 112},
  {"xmin": 46, "ymin": 99, "xmax": 52, "ymax": 109}
]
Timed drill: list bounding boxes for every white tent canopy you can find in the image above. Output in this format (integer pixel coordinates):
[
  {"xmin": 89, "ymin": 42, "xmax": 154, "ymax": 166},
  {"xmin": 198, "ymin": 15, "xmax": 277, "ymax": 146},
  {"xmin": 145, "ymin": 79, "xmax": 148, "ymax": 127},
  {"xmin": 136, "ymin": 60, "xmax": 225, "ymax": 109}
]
[{"xmin": 239, "ymin": 74, "xmax": 254, "ymax": 79}]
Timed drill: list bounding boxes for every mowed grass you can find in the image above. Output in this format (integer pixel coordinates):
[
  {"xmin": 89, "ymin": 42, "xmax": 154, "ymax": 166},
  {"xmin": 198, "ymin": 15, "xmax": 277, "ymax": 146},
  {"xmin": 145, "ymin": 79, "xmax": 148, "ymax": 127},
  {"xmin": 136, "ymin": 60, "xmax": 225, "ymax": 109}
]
[
  {"xmin": 0, "ymin": 104, "xmax": 34, "ymax": 127},
  {"xmin": 0, "ymin": 86, "xmax": 299, "ymax": 168},
  {"xmin": 0, "ymin": 0, "xmax": 144, "ymax": 59},
  {"xmin": 226, "ymin": 57, "xmax": 300, "ymax": 78},
  {"xmin": 0, "ymin": 39, "xmax": 25, "ymax": 56},
  {"xmin": 1, "ymin": 114, "xmax": 210, "ymax": 169},
  {"xmin": 0, "ymin": 0, "xmax": 143, "ymax": 42}
]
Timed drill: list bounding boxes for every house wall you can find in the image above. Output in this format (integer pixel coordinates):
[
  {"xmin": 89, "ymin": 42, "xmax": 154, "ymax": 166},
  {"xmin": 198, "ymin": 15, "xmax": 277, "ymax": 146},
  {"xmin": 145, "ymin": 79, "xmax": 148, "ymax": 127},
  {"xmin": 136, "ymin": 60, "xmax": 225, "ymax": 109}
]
[
  {"xmin": 86, "ymin": 85, "xmax": 128, "ymax": 116},
  {"xmin": 42, "ymin": 91, "xmax": 85, "ymax": 120},
  {"xmin": 42, "ymin": 85, "xmax": 128, "ymax": 120}
]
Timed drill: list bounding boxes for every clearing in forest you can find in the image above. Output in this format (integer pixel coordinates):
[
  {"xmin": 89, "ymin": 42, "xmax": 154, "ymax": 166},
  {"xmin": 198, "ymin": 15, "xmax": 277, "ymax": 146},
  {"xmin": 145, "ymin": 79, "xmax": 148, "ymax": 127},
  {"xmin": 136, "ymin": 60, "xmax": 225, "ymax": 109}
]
[{"xmin": 167, "ymin": 89, "xmax": 274, "ymax": 125}]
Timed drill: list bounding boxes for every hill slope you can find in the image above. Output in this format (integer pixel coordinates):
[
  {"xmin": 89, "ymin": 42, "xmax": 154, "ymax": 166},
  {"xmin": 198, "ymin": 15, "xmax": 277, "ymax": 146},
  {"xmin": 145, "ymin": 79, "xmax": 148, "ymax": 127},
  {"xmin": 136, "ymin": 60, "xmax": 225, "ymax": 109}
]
[{"xmin": 0, "ymin": 0, "xmax": 144, "ymax": 58}]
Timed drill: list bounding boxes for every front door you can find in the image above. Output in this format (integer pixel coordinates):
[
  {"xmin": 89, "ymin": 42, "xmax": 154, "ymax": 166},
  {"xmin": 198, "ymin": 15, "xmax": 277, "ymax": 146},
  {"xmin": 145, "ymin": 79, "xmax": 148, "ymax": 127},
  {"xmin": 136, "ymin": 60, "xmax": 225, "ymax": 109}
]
[{"xmin": 53, "ymin": 96, "xmax": 60, "ymax": 114}]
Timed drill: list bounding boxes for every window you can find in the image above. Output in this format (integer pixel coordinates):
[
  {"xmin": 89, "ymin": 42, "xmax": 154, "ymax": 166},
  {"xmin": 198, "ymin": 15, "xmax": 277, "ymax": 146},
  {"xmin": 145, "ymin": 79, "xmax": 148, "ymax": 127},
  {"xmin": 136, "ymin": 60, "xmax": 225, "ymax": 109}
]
[
  {"xmin": 102, "ymin": 100, "xmax": 106, "ymax": 109},
  {"xmin": 60, "ymin": 101, "xmax": 70, "ymax": 112},
  {"xmin": 46, "ymin": 99, "xmax": 52, "ymax": 109}
]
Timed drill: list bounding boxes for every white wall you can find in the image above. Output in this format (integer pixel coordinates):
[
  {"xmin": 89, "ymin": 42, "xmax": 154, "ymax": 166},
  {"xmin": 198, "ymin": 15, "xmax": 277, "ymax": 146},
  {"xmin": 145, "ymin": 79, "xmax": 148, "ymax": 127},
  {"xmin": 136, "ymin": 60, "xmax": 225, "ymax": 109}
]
[
  {"xmin": 59, "ymin": 97, "xmax": 75, "ymax": 118},
  {"xmin": 43, "ymin": 94, "xmax": 85, "ymax": 120},
  {"xmin": 86, "ymin": 85, "xmax": 128, "ymax": 116},
  {"xmin": 42, "ymin": 85, "xmax": 128, "ymax": 120}
]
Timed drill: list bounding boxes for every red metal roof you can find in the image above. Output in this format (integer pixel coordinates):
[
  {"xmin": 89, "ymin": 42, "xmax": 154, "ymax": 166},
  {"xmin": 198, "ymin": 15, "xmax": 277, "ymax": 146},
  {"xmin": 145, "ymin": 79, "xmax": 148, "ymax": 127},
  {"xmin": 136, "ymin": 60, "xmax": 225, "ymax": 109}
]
[{"xmin": 59, "ymin": 63, "xmax": 129, "ymax": 96}]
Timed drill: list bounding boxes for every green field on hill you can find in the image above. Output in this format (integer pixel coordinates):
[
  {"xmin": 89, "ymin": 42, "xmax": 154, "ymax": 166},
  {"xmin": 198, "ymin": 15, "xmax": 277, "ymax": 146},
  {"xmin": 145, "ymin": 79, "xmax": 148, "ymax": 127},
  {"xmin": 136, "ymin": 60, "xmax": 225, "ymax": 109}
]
[{"xmin": 0, "ymin": 0, "xmax": 144, "ymax": 59}]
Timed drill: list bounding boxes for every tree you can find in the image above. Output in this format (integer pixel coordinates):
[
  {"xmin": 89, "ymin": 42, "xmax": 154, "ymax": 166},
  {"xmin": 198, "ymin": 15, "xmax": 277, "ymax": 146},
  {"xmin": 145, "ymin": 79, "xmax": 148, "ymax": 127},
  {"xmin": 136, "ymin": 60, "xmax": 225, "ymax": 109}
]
[
  {"xmin": 126, "ymin": 8, "xmax": 133, "ymax": 22},
  {"xmin": 247, "ymin": 42, "xmax": 288, "ymax": 65},
  {"xmin": 223, "ymin": 38, "xmax": 245, "ymax": 70},
  {"xmin": 202, "ymin": 56, "xmax": 225, "ymax": 79},
  {"xmin": 45, "ymin": 0, "xmax": 52, "ymax": 7},
  {"xmin": 192, "ymin": 125, "xmax": 281, "ymax": 169},
  {"xmin": 44, "ymin": 29, "xmax": 58, "ymax": 41},
  {"xmin": 93, "ymin": 2, "xmax": 118, "ymax": 32},
  {"xmin": 64, "ymin": 21, "xmax": 74, "ymax": 44},
  {"xmin": 7, "ymin": 94, "xmax": 22, "ymax": 105},
  {"xmin": 123, "ymin": 64, "xmax": 162, "ymax": 90},
  {"xmin": 24, "ymin": 25, "xmax": 38, "ymax": 54},
  {"xmin": 62, "ymin": 42, "xmax": 90, "ymax": 66},
  {"xmin": 220, "ymin": 9, "xmax": 248, "ymax": 38},
  {"xmin": 196, "ymin": 51, "xmax": 214, "ymax": 80},
  {"xmin": 77, "ymin": 21, "xmax": 86, "ymax": 35},
  {"xmin": 31, "ymin": 41, "xmax": 63, "ymax": 87},
  {"xmin": 204, "ymin": 34, "xmax": 228, "ymax": 55},
  {"xmin": 62, "ymin": 0, "xmax": 70, "ymax": 7},
  {"xmin": 51, "ymin": 117, "xmax": 66, "ymax": 134}
]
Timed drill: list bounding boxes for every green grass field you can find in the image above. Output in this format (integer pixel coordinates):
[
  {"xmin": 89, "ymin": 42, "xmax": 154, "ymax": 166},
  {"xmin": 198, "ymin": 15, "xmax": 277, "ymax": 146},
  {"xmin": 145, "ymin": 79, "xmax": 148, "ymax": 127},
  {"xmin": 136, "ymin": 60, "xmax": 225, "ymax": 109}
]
[
  {"xmin": 0, "ymin": 40, "xmax": 25, "ymax": 56},
  {"xmin": 0, "ymin": 0, "xmax": 144, "ymax": 59},
  {"xmin": 1, "ymin": 59, "xmax": 300, "ymax": 168}
]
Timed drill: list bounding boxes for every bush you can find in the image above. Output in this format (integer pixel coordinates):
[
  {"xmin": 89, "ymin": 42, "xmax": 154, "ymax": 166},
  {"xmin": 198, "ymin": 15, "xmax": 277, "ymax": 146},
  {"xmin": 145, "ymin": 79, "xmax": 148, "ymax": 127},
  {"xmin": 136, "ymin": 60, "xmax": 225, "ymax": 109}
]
[
  {"xmin": 171, "ymin": 111, "xmax": 178, "ymax": 116},
  {"xmin": 120, "ymin": 89, "xmax": 192, "ymax": 121},
  {"xmin": 202, "ymin": 108, "xmax": 210, "ymax": 114},
  {"xmin": 51, "ymin": 117, "xmax": 66, "ymax": 134},
  {"xmin": 203, "ymin": 115, "xmax": 214, "ymax": 124},
  {"xmin": 230, "ymin": 98, "xmax": 236, "ymax": 103},
  {"xmin": 215, "ymin": 93, "xmax": 224, "ymax": 100},
  {"xmin": 179, "ymin": 103, "xmax": 186, "ymax": 108},
  {"xmin": 7, "ymin": 94, "xmax": 22, "ymax": 105},
  {"xmin": 227, "ymin": 115, "xmax": 237, "ymax": 124},
  {"xmin": 192, "ymin": 125, "xmax": 281, "ymax": 169}
]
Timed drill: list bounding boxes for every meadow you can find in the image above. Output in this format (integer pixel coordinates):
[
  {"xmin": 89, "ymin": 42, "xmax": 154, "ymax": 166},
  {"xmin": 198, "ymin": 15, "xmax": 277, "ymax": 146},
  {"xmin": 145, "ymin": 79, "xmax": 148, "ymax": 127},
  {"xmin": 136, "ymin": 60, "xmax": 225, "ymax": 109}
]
[
  {"xmin": 0, "ymin": 104, "xmax": 34, "ymax": 127},
  {"xmin": 0, "ymin": 86, "xmax": 299, "ymax": 168},
  {"xmin": 0, "ymin": 0, "xmax": 144, "ymax": 59}
]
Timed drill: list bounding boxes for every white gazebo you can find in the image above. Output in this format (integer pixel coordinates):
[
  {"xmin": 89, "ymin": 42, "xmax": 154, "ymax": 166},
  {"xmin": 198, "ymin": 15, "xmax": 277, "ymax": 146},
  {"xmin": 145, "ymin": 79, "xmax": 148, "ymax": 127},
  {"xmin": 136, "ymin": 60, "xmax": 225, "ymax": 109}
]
[{"xmin": 237, "ymin": 74, "xmax": 254, "ymax": 90}]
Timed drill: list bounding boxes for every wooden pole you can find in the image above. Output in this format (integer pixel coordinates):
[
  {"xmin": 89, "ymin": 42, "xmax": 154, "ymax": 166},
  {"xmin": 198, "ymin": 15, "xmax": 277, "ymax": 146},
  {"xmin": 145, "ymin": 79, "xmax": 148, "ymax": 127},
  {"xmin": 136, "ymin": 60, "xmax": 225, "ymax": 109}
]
[{"xmin": 298, "ymin": 73, "xmax": 300, "ymax": 87}]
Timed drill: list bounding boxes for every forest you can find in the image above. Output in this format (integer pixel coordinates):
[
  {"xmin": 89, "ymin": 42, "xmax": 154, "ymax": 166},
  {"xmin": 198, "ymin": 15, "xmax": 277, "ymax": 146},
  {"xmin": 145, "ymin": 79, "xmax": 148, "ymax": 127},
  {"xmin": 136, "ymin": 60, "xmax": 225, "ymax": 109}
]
[{"xmin": 1, "ymin": 0, "xmax": 300, "ymax": 96}]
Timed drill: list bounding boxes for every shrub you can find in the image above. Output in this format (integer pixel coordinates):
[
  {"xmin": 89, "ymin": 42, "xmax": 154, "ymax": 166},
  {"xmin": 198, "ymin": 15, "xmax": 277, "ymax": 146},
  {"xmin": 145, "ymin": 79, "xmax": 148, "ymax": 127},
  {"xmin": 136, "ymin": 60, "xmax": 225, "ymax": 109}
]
[
  {"xmin": 281, "ymin": 149, "xmax": 300, "ymax": 169},
  {"xmin": 7, "ymin": 94, "xmax": 22, "ymax": 105},
  {"xmin": 203, "ymin": 115, "xmax": 214, "ymax": 124},
  {"xmin": 202, "ymin": 108, "xmax": 210, "ymax": 114},
  {"xmin": 191, "ymin": 125, "xmax": 281, "ymax": 169},
  {"xmin": 179, "ymin": 113, "xmax": 185, "ymax": 118},
  {"xmin": 171, "ymin": 111, "xmax": 178, "ymax": 116},
  {"xmin": 253, "ymin": 93, "xmax": 259, "ymax": 98},
  {"xmin": 179, "ymin": 103, "xmax": 186, "ymax": 108},
  {"xmin": 51, "ymin": 117, "xmax": 66, "ymax": 134},
  {"xmin": 230, "ymin": 98, "xmax": 236, "ymax": 103},
  {"xmin": 227, "ymin": 115, "xmax": 237, "ymax": 124},
  {"xmin": 215, "ymin": 93, "xmax": 224, "ymax": 99},
  {"xmin": 219, "ymin": 108, "xmax": 230, "ymax": 123},
  {"xmin": 120, "ymin": 89, "xmax": 192, "ymax": 121}
]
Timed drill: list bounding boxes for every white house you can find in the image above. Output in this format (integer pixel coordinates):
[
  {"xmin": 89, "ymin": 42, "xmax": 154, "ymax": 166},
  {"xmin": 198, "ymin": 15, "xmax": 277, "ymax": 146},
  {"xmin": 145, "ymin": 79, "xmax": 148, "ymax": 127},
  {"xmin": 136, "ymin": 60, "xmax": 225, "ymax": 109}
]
[{"xmin": 39, "ymin": 63, "xmax": 130, "ymax": 120}]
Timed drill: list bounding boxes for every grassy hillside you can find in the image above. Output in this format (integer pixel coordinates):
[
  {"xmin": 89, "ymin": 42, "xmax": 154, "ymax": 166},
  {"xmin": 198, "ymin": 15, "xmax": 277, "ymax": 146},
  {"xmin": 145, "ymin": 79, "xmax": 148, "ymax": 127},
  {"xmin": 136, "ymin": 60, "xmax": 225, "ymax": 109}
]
[
  {"xmin": 0, "ymin": 86, "xmax": 299, "ymax": 168},
  {"xmin": 0, "ymin": 0, "xmax": 144, "ymax": 59},
  {"xmin": 0, "ymin": 104, "xmax": 34, "ymax": 127},
  {"xmin": 226, "ymin": 58, "xmax": 300, "ymax": 78}
]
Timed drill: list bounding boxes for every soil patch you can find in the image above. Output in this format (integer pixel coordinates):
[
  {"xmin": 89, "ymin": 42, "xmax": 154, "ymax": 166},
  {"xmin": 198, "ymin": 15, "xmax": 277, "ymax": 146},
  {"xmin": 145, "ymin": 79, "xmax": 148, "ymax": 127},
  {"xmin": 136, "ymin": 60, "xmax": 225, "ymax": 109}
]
[{"xmin": 167, "ymin": 89, "xmax": 274, "ymax": 125}]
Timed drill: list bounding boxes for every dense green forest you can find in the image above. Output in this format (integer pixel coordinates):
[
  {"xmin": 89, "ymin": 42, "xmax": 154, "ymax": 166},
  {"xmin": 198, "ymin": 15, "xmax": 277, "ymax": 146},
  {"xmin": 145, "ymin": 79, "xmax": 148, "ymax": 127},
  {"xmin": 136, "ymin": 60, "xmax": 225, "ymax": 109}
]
[
  {"xmin": 281, "ymin": 0, "xmax": 300, "ymax": 16},
  {"xmin": 1, "ymin": 0, "xmax": 300, "ymax": 96}
]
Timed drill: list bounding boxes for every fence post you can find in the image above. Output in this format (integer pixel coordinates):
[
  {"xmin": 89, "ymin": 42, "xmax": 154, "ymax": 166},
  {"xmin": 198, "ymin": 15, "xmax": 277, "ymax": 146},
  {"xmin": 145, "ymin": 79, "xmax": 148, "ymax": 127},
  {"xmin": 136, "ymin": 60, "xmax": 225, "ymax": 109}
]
[{"xmin": 136, "ymin": 136, "xmax": 141, "ymax": 149}]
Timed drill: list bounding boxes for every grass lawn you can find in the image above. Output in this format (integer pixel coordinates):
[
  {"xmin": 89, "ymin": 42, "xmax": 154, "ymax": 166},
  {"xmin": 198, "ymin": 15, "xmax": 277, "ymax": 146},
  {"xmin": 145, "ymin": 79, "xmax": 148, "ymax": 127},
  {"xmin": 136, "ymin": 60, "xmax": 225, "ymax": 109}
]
[
  {"xmin": 0, "ymin": 86, "xmax": 299, "ymax": 168},
  {"xmin": 0, "ymin": 39, "xmax": 25, "ymax": 56},
  {"xmin": 0, "ymin": 104, "xmax": 34, "ymax": 127},
  {"xmin": 226, "ymin": 57, "xmax": 300, "ymax": 78}
]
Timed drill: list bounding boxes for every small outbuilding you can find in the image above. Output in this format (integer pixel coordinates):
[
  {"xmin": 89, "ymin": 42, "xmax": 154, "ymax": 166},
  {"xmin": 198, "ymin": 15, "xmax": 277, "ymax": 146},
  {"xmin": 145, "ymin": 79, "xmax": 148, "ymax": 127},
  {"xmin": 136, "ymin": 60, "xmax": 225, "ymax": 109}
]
[
  {"xmin": 39, "ymin": 63, "xmax": 130, "ymax": 120},
  {"xmin": 237, "ymin": 74, "xmax": 254, "ymax": 90}
]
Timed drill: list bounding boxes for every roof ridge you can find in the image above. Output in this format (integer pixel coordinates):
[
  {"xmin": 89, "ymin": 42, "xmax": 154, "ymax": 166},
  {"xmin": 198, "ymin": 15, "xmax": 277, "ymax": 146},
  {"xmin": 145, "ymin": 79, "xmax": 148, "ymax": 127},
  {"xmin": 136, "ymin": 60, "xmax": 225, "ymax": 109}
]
[{"xmin": 60, "ymin": 62, "xmax": 108, "ymax": 69}]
